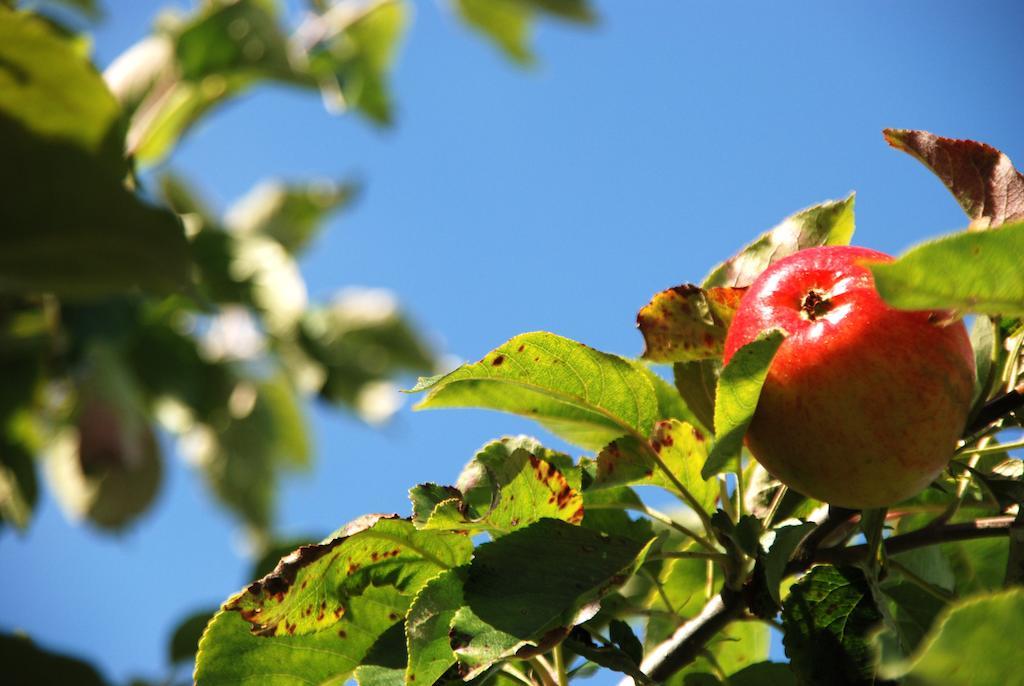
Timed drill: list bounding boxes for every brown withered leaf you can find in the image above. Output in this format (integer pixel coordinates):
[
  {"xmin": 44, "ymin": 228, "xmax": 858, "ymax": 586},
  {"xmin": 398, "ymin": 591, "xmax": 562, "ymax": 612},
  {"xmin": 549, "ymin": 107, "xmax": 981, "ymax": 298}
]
[
  {"xmin": 884, "ymin": 129, "xmax": 1024, "ymax": 228},
  {"xmin": 637, "ymin": 284, "xmax": 745, "ymax": 363}
]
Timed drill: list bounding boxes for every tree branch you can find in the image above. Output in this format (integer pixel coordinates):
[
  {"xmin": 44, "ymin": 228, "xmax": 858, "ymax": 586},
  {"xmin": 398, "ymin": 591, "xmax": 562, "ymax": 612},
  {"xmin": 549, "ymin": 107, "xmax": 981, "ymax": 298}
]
[{"xmin": 963, "ymin": 383, "xmax": 1024, "ymax": 438}]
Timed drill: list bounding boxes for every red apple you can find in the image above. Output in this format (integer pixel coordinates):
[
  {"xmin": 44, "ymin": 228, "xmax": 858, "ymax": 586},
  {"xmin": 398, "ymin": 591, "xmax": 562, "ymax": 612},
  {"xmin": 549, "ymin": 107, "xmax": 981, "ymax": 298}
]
[{"xmin": 723, "ymin": 245, "xmax": 975, "ymax": 508}]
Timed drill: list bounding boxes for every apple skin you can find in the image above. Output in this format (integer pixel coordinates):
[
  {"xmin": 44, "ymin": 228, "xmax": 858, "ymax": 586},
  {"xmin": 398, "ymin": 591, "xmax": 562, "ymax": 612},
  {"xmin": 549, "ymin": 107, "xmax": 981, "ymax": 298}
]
[{"xmin": 722, "ymin": 245, "xmax": 975, "ymax": 508}]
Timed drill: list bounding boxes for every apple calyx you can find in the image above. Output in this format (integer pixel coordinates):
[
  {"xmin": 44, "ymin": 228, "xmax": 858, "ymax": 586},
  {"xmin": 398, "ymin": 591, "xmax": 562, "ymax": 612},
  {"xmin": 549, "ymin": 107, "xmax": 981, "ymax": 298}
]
[{"xmin": 799, "ymin": 289, "xmax": 833, "ymax": 320}]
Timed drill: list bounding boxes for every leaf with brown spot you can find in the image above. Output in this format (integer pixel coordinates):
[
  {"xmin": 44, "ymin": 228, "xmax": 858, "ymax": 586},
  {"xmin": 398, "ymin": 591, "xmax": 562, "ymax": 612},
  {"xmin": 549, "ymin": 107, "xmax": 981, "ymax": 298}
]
[
  {"xmin": 702, "ymin": 194, "xmax": 856, "ymax": 288},
  {"xmin": 884, "ymin": 129, "xmax": 1024, "ymax": 228},
  {"xmin": 592, "ymin": 419, "xmax": 718, "ymax": 515},
  {"xmin": 413, "ymin": 437, "xmax": 583, "ymax": 536},
  {"xmin": 638, "ymin": 284, "xmax": 745, "ymax": 363},
  {"xmin": 224, "ymin": 515, "xmax": 472, "ymax": 637}
]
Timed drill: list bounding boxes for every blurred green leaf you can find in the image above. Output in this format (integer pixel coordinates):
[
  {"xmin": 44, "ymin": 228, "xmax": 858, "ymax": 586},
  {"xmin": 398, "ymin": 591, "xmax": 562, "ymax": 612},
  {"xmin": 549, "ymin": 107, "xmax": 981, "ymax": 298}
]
[
  {"xmin": 411, "ymin": 437, "xmax": 583, "ymax": 535},
  {"xmin": 305, "ymin": 0, "xmax": 408, "ymax": 123},
  {"xmin": 703, "ymin": 195, "xmax": 855, "ymax": 288},
  {"xmin": 46, "ymin": 346, "xmax": 162, "ymax": 530},
  {"xmin": 300, "ymin": 289, "xmax": 435, "ymax": 421},
  {"xmin": 412, "ymin": 332, "xmax": 659, "ymax": 451},
  {"xmin": 454, "ymin": 0, "xmax": 595, "ymax": 64},
  {"xmin": 0, "ymin": 633, "xmax": 108, "ymax": 686},
  {"xmin": 169, "ymin": 608, "xmax": 216, "ymax": 665},
  {"xmin": 673, "ymin": 620, "xmax": 770, "ymax": 685},
  {"xmin": 637, "ymin": 285, "xmax": 745, "ymax": 363},
  {"xmin": 405, "ymin": 567, "xmax": 465, "ymax": 685},
  {"xmin": 226, "ymin": 515, "xmax": 471, "ymax": 637},
  {"xmin": 884, "ymin": 129, "xmax": 1024, "ymax": 228},
  {"xmin": 684, "ymin": 662, "xmax": 796, "ymax": 686},
  {"xmin": 593, "ymin": 420, "xmax": 717, "ymax": 514},
  {"xmin": 226, "ymin": 179, "xmax": 356, "ymax": 254},
  {"xmin": 782, "ymin": 565, "xmax": 883, "ymax": 686},
  {"xmin": 0, "ymin": 433, "xmax": 37, "ymax": 531},
  {"xmin": 0, "ymin": 10, "xmax": 190, "ymax": 297},
  {"xmin": 886, "ymin": 588, "xmax": 1024, "ymax": 686},
  {"xmin": 868, "ymin": 222, "xmax": 1024, "ymax": 316},
  {"xmin": 702, "ymin": 329, "xmax": 785, "ymax": 479},
  {"xmin": 39, "ymin": 0, "xmax": 103, "ymax": 20}
]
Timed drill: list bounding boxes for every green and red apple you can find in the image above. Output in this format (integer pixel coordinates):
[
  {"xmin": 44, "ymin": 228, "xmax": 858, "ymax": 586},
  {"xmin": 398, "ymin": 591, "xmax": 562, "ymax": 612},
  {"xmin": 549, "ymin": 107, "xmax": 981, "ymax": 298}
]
[{"xmin": 723, "ymin": 245, "xmax": 975, "ymax": 508}]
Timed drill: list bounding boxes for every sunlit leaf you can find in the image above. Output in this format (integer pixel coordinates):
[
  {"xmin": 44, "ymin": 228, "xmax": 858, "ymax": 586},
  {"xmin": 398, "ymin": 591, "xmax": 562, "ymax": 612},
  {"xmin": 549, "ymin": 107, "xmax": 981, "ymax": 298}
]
[
  {"xmin": 593, "ymin": 420, "xmax": 717, "ymax": 514},
  {"xmin": 884, "ymin": 129, "xmax": 1024, "ymax": 228},
  {"xmin": 703, "ymin": 195, "xmax": 856, "ymax": 288},
  {"xmin": 702, "ymin": 329, "xmax": 785, "ymax": 479},
  {"xmin": 0, "ymin": 10, "xmax": 190, "ymax": 297},
  {"xmin": 884, "ymin": 588, "xmax": 1024, "ymax": 685},
  {"xmin": 673, "ymin": 620, "xmax": 770, "ymax": 685},
  {"xmin": 411, "ymin": 437, "xmax": 583, "ymax": 535},
  {"xmin": 412, "ymin": 332, "xmax": 659, "ymax": 451},
  {"xmin": 226, "ymin": 515, "xmax": 471, "ymax": 637},
  {"xmin": 638, "ymin": 285, "xmax": 745, "ymax": 363},
  {"xmin": 782, "ymin": 565, "xmax": 883, "ymax": 686},
  {"xmin": 868, "ymin": 222, "xmax": 1024, "ymax": 317}
]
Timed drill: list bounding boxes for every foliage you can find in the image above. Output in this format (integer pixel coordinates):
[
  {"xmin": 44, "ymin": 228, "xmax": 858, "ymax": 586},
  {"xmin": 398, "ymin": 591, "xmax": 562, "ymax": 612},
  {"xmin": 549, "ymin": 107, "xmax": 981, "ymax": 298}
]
[
  {"xmin": 187, "ymin": 130, "xmax": 1024, "ymax": 684},
  {"xmin": 3, "ymin": 2, "xmax": 1024, "ymax": 685}
]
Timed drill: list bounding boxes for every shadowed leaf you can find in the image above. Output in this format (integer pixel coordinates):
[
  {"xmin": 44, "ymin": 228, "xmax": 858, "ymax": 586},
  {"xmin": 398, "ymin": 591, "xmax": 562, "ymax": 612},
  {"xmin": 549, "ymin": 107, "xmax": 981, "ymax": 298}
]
[
  {"xmin": 868, "ymin": 222, "xmax": 1024, "ymax": 317},
  {"xmin": 411, "ymin": 332, "xmax": 659, "ymax": 451},
  {"xmin": 782, "ymin": 565, "xmax": 883, "ymax": 686},
  {"xmin": 405, "ymin": 567, "xmax": 465, "ymax": 685},
  {"xmin": 638, "ymin": 285, "xmax": 745, "ymax": 363},
  {"xmin": 702, "ymin": 329, "xmax": 785, "ymax": 479},
  {"xmin": 673, "ymin": 359, "xmax": 719, "ymax": 433},
  {"xmin": 465, "ymin": 518, "xmax": 654, "ymax": 638},
  {"xmin": 884, "ymin": 129, "xmax": 1024, "ymax": 228},
  {"xmin": 169, "ymin": 608, "xmax": 216, "ymax": 665},
  {"xmin": 0, "ymin": 633, "xmax": 108, "ymax": 686},
  {"xmin": 703, "ymin": 195, "xmax": 855, "ymax": 288}
]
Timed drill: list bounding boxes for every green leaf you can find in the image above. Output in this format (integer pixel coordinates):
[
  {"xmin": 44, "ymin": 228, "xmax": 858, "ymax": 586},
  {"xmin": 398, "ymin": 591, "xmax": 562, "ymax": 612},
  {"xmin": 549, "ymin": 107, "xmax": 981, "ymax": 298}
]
[
  {"xmin": 884, "ymin": 129, "xmax": 1024, "ymax": 228},
  {"xmin": 196, "ymin": 591, "xmax": 403, "ymax": 686},
  {"xmin": 673, "ymin": 620, "xmax": 770, "ymax": 685},
  {"xmin": 703, "ymin": 195, "xmax": 856, "ymax": 288},
  {"xmin": 226, "ymin": 179, "xmax": 356, "ymax": 254},
  {"xmin": 0, "ymin": 633, "xmax": 108, "ymax": 686},
  {"xmin": 881, "ymin": 582, "xmax": 948, "ymax": 656},
  {"xmin": 702, "ymin": 329, "xmax": 786, "ymax": 479},
  {"xmin": 593, "ymin": 420, "xmax": 717, "ymax": 514},
  {"xmin": 564, "ymin": 626, "xmax": 652, "ymax": 685},
  {"xmin": 454, "ymin": 0, "xmax": 595, "ymax": 65},
  {"xmin": 169, "ymin": 608, "xmax": 217, "ymax": 665},
  {"xmin": 633, "ymin": 361, "xmax": 700, "ymax": 427},
  {"xmin": 969, "ymin": 315, "xmax": 998, "ymax": 406},
  {"xmin": 305, "ymin": 0, "xmax": 408, "ymax": 124},
  {"xmin": 683, "ymin": 662, "xmax": 797, "ymax": 686},
  {"xmin": 412, "ymin": 437, "xmax": 583, "ymax": 535},
  {"xmin": 868, "ymin": 222, "xmax": 1024, "ymax": 317},
  {"xmin": 355, "ymin": 665, "xmax": 406, "ymax": 686},
  {"xmin": 449, "ymin": 605, "xmax": 527, "ymax": 678},
  {"xmin": 761, "ymin": 522, "xmax": 815, "ymax": 606},
  {"xmin": 465, "ymin": 518, "xmax": 654, "ymax": 638},
  {"xmin": 405, "ymin": 568, "xmax": 465, "ymax": 685},
  {"xmin": 673, "ymin": 359, "xmax": 719, "ymax": 433},
  {"xmin": 886, "ymin": 588, "xmax": 1024, "ymax": 686},
  {"xmin": 637, "ymin": 285, "xmax": 745, "ymax": 363},
  {"xmin": 782, "ymin": 565, "xmax": 883, "ymax": 686},
  {"xmin": 299, "ymin": 290, "xmax": 436, "ymax": 421},
  {"xmin": 0, "ymin": 421, "xmax": 39, "ymax": 531},
  {"xmin": 579, "ymin": 485, "xmax": 655, "ymax": 543},
  {"xmin": 0, "ymin": 10, "xmax": 190, "ymax": 297},
  {"xmin": 226, "ymin": 515, "xmax": 471, "ymax": 637},
  {"xmin": 412, "ymin": 332, "xmax": 659, "ymax": 451}
]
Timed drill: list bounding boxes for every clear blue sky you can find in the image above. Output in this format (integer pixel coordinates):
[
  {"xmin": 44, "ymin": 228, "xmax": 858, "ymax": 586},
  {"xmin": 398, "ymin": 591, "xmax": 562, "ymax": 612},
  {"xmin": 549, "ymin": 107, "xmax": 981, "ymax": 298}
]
[{"xmin": 3, "ymin": 1, "xmax": 1023, "ymax": 682}]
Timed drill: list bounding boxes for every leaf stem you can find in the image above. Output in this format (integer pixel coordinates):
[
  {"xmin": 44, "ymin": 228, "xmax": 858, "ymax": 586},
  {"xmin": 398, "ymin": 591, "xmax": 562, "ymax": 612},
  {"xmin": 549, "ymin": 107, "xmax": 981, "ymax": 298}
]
[
  {"xmin": 955, "ymin": 436, "xmax": 1024, "ymax": 456},
  {"xmin": 760, "ymin": 485, "xmax": 788, "ymax": 531},
  {"xmin": 552, "ymin": 643, "xmax": 569, "ymax": 686},
  {"xmin": 528, "ymin": 656, "xmax": 558, "ymax": 686}
]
